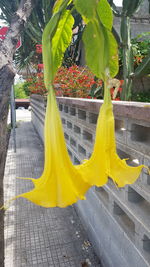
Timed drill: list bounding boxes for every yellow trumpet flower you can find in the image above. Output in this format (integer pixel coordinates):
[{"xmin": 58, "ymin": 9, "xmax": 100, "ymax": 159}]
[
  {"xmin": 12, "ymin": 81, "xmax": 147, "ymax": 208},
  {"xmin": 1, "ymin": 0, "xmax": 148, "ymax": 210}
]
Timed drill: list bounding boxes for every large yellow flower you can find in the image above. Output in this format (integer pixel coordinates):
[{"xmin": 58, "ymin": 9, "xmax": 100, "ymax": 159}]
[
  {"xmin": 2, "ymin": 0, "xmax": 148, "ymax": 209},
  {"xmin": 14, "ymin": 81, "xmax": 147, "ymax": 207}
]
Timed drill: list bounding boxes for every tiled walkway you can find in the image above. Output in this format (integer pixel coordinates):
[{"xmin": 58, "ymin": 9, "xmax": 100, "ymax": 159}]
[{"xmin": 4, "ymin": 119, "xmax": 101, "ymax": 267}]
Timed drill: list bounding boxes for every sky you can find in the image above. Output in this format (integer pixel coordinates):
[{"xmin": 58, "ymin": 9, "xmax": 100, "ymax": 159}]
[
  {"xmin": 0, "ymin": 9, "xmax": 6, "ymax": 26},
  {"xmin": 0, "ymin": 20, "xmax": 6, "ymax": 26},
  {"xmin": 113, "ymin": 0, "xmax": 122, "ymax": 6}
]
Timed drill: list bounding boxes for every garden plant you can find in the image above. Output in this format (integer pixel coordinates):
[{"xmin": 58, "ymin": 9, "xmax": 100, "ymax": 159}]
[
  {"xmin": 109, "ymin": 0, "xmax": 150, "ymax": 100},
  {"xmin": 2, "ymin": 0, "xmax": 149, "ymax": 209}
]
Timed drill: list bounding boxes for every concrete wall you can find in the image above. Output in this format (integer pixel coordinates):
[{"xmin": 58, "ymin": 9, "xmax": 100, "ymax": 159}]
[
  {"xmin": 31, "ymin": 94, "xmax": 46, "ymax": 141},
  {"xmin": 31, "ymin": 94, "xmax": 150, "ymax": 267},
  {"xmin": 114, "ymin": 0, "xmax": 150, "ymax": 38},
  {"xmin": 113, "ymin": 16, "xmax": 150, "ymax": 39}
]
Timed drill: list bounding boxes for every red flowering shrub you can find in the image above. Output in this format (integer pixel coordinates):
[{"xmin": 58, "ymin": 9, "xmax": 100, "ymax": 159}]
[
  {"xmin": 26, "ymin": 65, "xmax": 123, "ymax": 100},
  {"xmin": 134, "ymin": 55, "xmax": 144, "ymax": 65},
  {"xmin": 27, "ymin": 72, "xmax": 47, "ymax": 96},
  {"xmin": 54, "ymin": 65, "xmax": 102, "ymax": 98},
  {"xmin": 36, "ymin": 44, "xmax": 42, "ymax": 54}
]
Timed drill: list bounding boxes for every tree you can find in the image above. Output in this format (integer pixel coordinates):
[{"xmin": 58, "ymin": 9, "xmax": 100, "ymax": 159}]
[
  {"xmin": 0, "ymin": 1, "xmax": 35, "ymax": 266},
  {"xmin": 0, "ymin": 0, "xmax": 56, "ymax": 71},
  {"xmin": 0, "ymin": 0, "xmax": 84, "ymax": 70},
  {"xmin": 15, "ymin": 0, "xmax": 55, "ymax": 70}
]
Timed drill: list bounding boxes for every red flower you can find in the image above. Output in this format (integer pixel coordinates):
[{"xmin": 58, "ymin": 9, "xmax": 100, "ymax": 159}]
[
  {"xmin": 36, "ymin": 44, "xmax": 42, "ymax": 54},
  {"xmin": 120, "ymin": 80, "xmax": 124, "ymax": 86},
  {"xmin": 38, "ymin": 64, "xmax": 44, "ymax": 69}
]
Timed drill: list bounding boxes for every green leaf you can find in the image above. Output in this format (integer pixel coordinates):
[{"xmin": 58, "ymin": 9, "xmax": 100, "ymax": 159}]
[
  {"xmin": 27, "ymin": 21, "xmax": 42, "ymax": 42},
  {"xmin": 107, "ymin": 31, "xmax": 119, "ymax": 77},
  {"xmin": 101, "ymin": 26, "xmax": 119, "ymax": 77},
  {"xmin": 53, "ymin": 0, "xmax": 72, "ymax": 13},
  {"xmin": 42, "ymin": 12, "xmax": 61, "ymax": 87},
  {"xmin": 75, "ymin": 0, "xmax": 98, "ymax": 20},
  {"xmin": 52, "ymin": 10, "xmax": 74, "ymax": 76},
  {"xmin": 97, "ymin": 0, "xmax": 113, "ymax": 30},
  {"xmin": 83, "ymin": 20, "xmax": 118, "ymax": 79},
  {"xmin": 42, "ymin": 0, "xmax": 72, "ymax": 88},
  {"xmin": 83, "ymin": 20, "xmax": 105, "ymax": 79},
  {"xmin": 134, "ymin": 31, "xmax": 150, "ymax": 40},
  {"xmin": 53, "ymin": 0, "xmax": 63, "ymax": 13}
]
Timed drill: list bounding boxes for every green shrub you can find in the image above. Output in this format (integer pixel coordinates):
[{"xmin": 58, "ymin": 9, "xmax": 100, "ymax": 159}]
[
  {"xmin": 131, "ymin": 90, "xmax": 150, "ymax": 102},
  {"xmin": 22, "ymin": 80, "xmax": 31, "ymax": 96},
  {"xmin": 14, "ymin": 83, "xmax": 28, "ymax": 99}
]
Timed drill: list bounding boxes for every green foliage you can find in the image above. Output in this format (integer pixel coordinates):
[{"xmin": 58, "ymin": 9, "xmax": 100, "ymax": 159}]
[
  {"xmin": 77, "ymin": 0, "xmax": 119, "ymax": 80},
  {"xmin": 0, "ymin": 0, "xmax": 18, "ymax": 23},
  {"xmin": 109, "ymin": 0, "xmax": 150, "ymax": 100},
  {"xmin": 42, "ymin": 12, "xmax": 62, "ymax": 86},
  {"xmin": 122, "ymin": 0, "xmax": 143, "ymax": 17},
  {"xmin": 74, "ymin": 0, "xmax": 118, "ymax": 80},
  {"xmin": 15, "ymin": 31, "xmax": 38, "ymax": 72},
  {"xmin": 74, "ymin": 0, "xmax": 98, "ymax": 20},
  {"xmin": 42, "ymin": 0, "xmax": 119, "ymax": 90},
  {"xmin": 63, "ymin": 9, "xmax": 84, "ymax": 67},
  {"xmin": 53, "ymin": 0, "xmax": 64, "ymax": 13},
  {"xmin": 83, "ymin": 20, "xmax": 118, "ymax": 80},
  {"xmin": 107, "ymin": 31, "xmax": 119, "ymax": 77},
  {"xmin": 132, "ymin": 33, "xmax": 150, "ymax": 58},
  {"xmin": 89, "ymin": 77, "xmax": 103, "ymax": 99},
  {"xmin": 118, "ymin": 33, "xmax": 150, "ymax": 78},
  {"xmin": 0, "ymin": 0, "xmax": 56, "ymax": 70},
  {"xmin": 52, "ymin": 10, "xmax": 74, "ymax": 75},
  {"xmin": 134, "ymin": 53, "xmax": 150, "ymax": 77},
  {"xmin": 97, "ymin": 0, "xmax": 113, "ymax": 30},
  {"xmin": 53, "ymin": 0, "xmax": 72, "ymax": 13},
  {"xmin": 131, "ymin": 90, "xmax": 150, "ymax": 102},
  {"xmin": 83, "ymin": 21, "xmax": 105, "ymax": 79},
  {"xmin": 22, "ymin": 80, "xmax": 32, "ymax": 96},
  {"xmin": 14, "ymin": 83, "xmax": 28, "ymax": 99},
  {"xmin": 42, "ymin": 0, "xmax": 72, "ymax": 88}
]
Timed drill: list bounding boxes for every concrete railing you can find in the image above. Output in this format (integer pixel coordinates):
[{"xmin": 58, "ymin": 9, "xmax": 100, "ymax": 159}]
[{"xmin": 31, "ymin": 94, "xmax": 150, "ymax": 267}]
